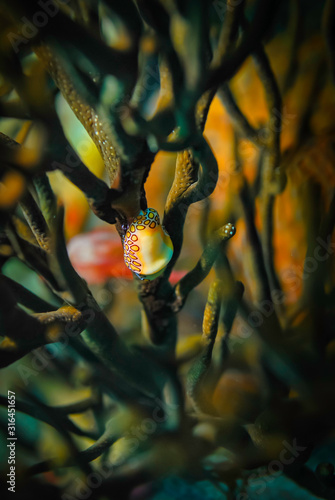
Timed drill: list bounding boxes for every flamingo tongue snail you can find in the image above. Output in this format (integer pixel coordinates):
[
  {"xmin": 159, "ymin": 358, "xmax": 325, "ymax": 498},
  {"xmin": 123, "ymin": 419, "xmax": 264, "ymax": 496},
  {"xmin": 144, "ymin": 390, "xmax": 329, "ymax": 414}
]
[{"xmin": 123, "ymin": 208, "xmax": 174, "ymax": 280}]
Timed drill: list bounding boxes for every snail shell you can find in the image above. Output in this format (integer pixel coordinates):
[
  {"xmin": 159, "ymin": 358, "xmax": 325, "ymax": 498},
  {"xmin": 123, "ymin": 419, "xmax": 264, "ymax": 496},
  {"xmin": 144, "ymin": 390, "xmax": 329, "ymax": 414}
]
[{"xmin": 123, "ymin": 208, "xmax": 174, "ymax": 280}]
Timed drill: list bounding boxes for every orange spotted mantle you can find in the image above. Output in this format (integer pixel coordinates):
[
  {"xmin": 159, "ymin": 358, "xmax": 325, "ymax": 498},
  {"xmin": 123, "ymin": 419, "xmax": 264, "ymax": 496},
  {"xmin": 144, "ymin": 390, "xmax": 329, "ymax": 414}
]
[{"xmin": 123, "ymin": 208, "xmax": 174, "ymax": 280}]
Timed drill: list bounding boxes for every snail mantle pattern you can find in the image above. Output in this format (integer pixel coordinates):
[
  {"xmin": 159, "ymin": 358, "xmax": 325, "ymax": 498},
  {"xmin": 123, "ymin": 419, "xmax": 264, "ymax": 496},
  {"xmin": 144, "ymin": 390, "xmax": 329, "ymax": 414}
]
[{"xmin": 123, "ymin": 208, "xmax": 174, "ymax": 280}]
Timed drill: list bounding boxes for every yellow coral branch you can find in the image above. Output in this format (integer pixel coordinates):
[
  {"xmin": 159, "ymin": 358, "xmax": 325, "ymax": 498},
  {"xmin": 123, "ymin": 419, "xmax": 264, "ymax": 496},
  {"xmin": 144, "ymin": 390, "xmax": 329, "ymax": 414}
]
[{"xmin": 35, "ymin": 44, "xmax": 121, "ymax": 186}]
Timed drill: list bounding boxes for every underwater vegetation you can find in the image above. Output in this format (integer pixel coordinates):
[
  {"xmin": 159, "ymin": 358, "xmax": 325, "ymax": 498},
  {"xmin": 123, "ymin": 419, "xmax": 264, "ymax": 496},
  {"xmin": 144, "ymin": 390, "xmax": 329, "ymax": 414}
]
[{"xmin": 0, "ymin": 0, "xmax": 335, "ymax": 498}]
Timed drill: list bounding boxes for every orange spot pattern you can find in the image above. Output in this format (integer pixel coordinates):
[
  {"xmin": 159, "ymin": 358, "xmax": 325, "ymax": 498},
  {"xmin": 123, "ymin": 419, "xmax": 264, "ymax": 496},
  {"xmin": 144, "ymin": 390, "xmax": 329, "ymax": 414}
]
[{"xmin": 123, "ymin": 208, "xmax": 159, "ymax": 273}]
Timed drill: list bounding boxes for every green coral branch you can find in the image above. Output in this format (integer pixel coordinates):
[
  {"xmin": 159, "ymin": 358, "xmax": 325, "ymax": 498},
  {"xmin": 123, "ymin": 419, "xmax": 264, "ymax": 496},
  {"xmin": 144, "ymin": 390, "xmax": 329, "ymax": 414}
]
[
  {"xmin": 46, "ymin": 115, "xmax": 116, "ymax": 223},
  {"xmin": 187, "ymin": 279, "xmax": 224, "ymax": 414},
  {"xmin": 172, "ymin": 223, "xmax": 236, "ymax": 312},
  {"xmin": 300, "ymin": 189, "xmax": 335, "ymax": 351},
  {"xmin": 6, "ymin": 0, "xmax": 138, "ymax": 85},
  {"xmin": 0, "ymin": 49, "xmax": 117, "ymax": 224},
  {"xmin": 0, "ymin": 136, "xmax": 50, "ymax": 253},
  {"xmin": 218, "ymin": 84, "xmax": 263, "ymax": 146},
  {"xmin": 239, "ymin": 177, "xmax": 273, "ymax": 304},
  {"xmin": 0, "ymin": 275, "xmax": 47, "ymax": 341},
  {"xmin": 22, "ymin": 390, "xmax": 94, "ymax": 476},
  {"xmin": 0, "ymin": 277, "xmax": 67, "ymax": 367},
  {"xmin": 230, "ymin": 16, "xmax": 285, "ymax": 314},
  {"xmin": 253, "ymin": 46, "xmax": 285, "ymax": 305},
  {"xmin": 190, "ymin": 138, "xmax": 219, "ymax": 204},
  {"xmin": 36, "ymin": 42, "xmax": 156, "ymax": 222},
  {"xmin": 130, "ymin": 1, "xmax": 214, "ymax": 149},
  {"xmin": 111, "ymin": 152, "xmax": 155, "ymax": 222},
  {"xmin": 81, "ymin": 312, "xmax": 163, "ymax": 398},
  {"xmin": 35, "ymin": 43, "xmax": 121, "ymax": 187},
  {"xmin": 208, "ymin": 0, "xmax": 280, "ymax": 88},
  {"xmin": 5, "ymin": 220, "xmax": 62, "ymax": 294},
  {"xmin": 282, "ymin": 0, "xmax": 302, "ymax": 94},
  {"xmin": 69, "ymin": 336, "xmax": 161, "ymax": 404},
  {"xmin": 48, "ymin": 205, "xmax": 89, "ymax": 304},
  {"xmin": 164, "ymin": 136, "xmax": 218, "ymax": 275},
  {"xmin": 53, "ymin": 394, "xmax": 102, "ymax": 415},
  {"xmin": 33, "ymin": 173, "xmax": 57, "ymax": 230},
  {"xmin": 212, "ymin": 0, "xmax": 246, "ymax": 67},
  {"xmin": 0, "ymin": 274, "xmax": 57, "ymax": 313},
  {"xmin": 220, "ymin": 278, "xmax": 245, "ymax": 365},
  {"xmin": 28, "ymin": 419, "xmax": 118, "ymax": 475},
  {"xmin": 20, "ymin": 190, "xmax": 50, "ymax": 252},
  {"xmin": 168, "ymin": 1, "xmax": 210, "ymax": 95},
  {"xmin": 323, "ymin": 0, "xmax": 335, "ymax": 84},
  {"xmin": 195, "ymin": 89, "xmax": 217, "ymax": 132},
  {"xmin": 0, "ymin": 393, "xmax": 98, "ymax": 440},
  {"xmin": 11, "ymin": 215, "xmax": 40, "ymax": 247}
]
